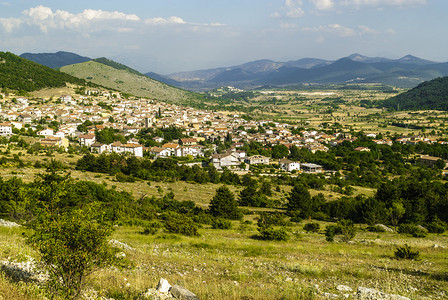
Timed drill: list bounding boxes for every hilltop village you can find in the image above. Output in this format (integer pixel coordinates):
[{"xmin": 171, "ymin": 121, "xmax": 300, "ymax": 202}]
[{"xmin": 0, "ymin": 87, "xmax": 446, "ymax": 174}]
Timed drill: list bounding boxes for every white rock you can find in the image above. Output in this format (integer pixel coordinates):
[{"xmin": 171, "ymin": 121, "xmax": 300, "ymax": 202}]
[
  {"xmin": 357, "ymin": 286, "xmax": 410, "ymax": 300},
  {"xmin": 0, "ymin": 219, "xmax": 20, "ymax": 228},
  {"xmin": 156, "ymin": 278, "xmax": 172, "ymax": 293},
  {"xmin": 337, "ymin": 285, "xmax": 353, "ymax": 292},
  {"xmin": 108, "ymin": 239, "xmax": 135, "ymax": 251}
]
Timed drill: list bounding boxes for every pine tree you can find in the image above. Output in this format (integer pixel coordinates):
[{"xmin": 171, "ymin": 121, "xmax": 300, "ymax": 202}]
[
  {"xmin": 287, "ymin": 184, "xmax": 312, "ymax": 218},
  {"xmin": 209, "ymin": 186, "xmax": 242, "ymax": 220}
]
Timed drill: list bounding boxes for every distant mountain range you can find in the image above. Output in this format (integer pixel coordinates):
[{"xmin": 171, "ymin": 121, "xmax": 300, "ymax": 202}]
[
  {"xmin": 152, "ymin": 54, "xmax": 448, "ymax": 91},
  {"xmin": 20, "ymin": 51, "xmax": 448, "ymax": 91}
]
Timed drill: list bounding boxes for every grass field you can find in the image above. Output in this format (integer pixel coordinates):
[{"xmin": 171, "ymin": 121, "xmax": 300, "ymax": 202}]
[{"xmin": 0, "ymin": 219, "xmax": 447, "ymax": 299}]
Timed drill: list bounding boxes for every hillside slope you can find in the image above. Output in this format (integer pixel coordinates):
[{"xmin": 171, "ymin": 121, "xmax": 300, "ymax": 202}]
[
  {"xmin": 20, "ymin": 51, "xmax": 91, "ymax": 69},
  {"xmin": 382, "ymin": 76, "xmax": 448, "ymax": 110},
  {"xmin": 61, "ymin": 59, "xmax": 201, "ymax": 104},
  {"xmin": 0, "ymin": 51, "xmax": 86, "ymax": 92}
]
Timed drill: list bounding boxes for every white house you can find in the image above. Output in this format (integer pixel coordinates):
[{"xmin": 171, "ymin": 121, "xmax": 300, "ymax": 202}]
[
  {"xmin": 212, "ymin": 151, "xmax": 242, "ymax": 170},
  {"xmin": 37, "ymin": 128, "xmax": 54, "ymax": 137},
  {"xmin": 90, "ymin": 143, "xmax": 110, "ymax": 154},
  {"xmin": 279, "ymin": 159, "xmax": 300, "ymax": 172},
  {"xmin": 79, "ymin": 134, "xmax": 96, "ymax": 147},
  {"xmin": 0, "ymin": 122, "xmax": 13, "ymax": 136},
  {"xmin": 149, "ymin": 147, "xmax": 172, "ymax": 158},
  {"xmin": 110, "ymin": 141, "xmax": 143, "ymax": 157}
]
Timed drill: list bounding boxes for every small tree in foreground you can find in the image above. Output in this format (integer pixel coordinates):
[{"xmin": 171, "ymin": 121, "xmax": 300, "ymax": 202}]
[
  {"xmin": 26, "ymin": 171, "xmax": 125, "ymax": 299},
  {"xmin": 26, "ymin": 205, "xmax": 123, "ymax": 299}
]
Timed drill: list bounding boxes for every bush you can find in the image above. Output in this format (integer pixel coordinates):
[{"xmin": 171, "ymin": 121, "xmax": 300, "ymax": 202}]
[
  {"xmin": 303, "ymin": 222, "xmax": 320, "ymax": 233},
  {"xmin": 338, "ymin": 219, "xmax": 356, "ymax": 242},
  {"xmin": 325, "ymin": 220, "xmax": 356, "ymax": 242},
  {"xmin": 395, "ymin": 244, "xmax": 420, "ymax": 260},
  {"xmin": 257, "ymin": 212, "xmax": 290, "ymax": 228},
  {"xmin": 398, "ymin": 224, "xmax": 428, "ymax": 238},
  {"xmin": 366, "ymin": 225, "xmax": 386, "ymax": 232},
  {"xmin": 325, "ymin": 225, "xmax": 341, "ymax": 242},
  {"xmin": 26, "ymin": 204, "xmax": 125, "ymax": 299},
  {"xmin": 162, "ymin": 211, "xmax": 200, "ymax": 236},
  {"xmin": 426, "ymin": 217, "xmax": 447, "ymax": 234},
  {"xmin": 258, "ymin": 226, "xmax": 289, "ymax": 241},
  {"xmin": 141, "ymin": 221, "xmax": 163, "ymax": 235},
  {"xmin": 211, "ymin": 218, "xmax": 232, "ymax": 229}
]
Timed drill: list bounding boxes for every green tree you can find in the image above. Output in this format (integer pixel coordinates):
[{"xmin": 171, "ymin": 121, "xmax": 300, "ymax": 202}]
[
  {"xmin": 287, "ymin": 184, "xmax": 313, "ymax": 218},
  {"xmin": 209, "ymin": 186, "xmax": 242, "ymax": 220},
  {"xmin": 25, "ymin": 171, "xmax": 125, "ymax": 299},
  {"xmin": 389, "ymin": 201, "xmax": 405, "ymax": 230}
]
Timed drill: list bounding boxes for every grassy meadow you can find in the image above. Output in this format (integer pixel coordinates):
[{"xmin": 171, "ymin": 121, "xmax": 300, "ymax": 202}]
[{"xmin": 0, "ymin": 215, "xmax": 447, "ymax": 299}]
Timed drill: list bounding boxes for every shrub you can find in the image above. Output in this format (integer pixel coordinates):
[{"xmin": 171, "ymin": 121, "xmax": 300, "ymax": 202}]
[
  {"xmin": 426, "ymin": 217, "xmax": 447, "ymax": 234},
  {"xmin": 162, "ymin": 211, "xmax": 200, "ymax": 236},
  {"xmin": 211, "ymin": 218, "xmax": 232, "ymax": 229},
  {"xmin": 141, "ymin": 221, "xmax": 163, "ymax": 235},
  {"xmin": 338, "ymin": 219, "xmax": 356, "ymax": 242},
  {"xmin": 257, "ymin": 212, "xmax": 290, "ymax": 228},
  {"xmin": 325, "ymin": 220, "xmax": 356, "ymax": 242},
  {"xmin": 303, "ymin": 222, "xmax": 320, "ymax": 233},
  {"xmin": 395, "ymin": 244, "xmax": 420, "ymax": 260},
  {"xmin": 258, "ymin": 226, "xmax": 289, "ymax": 241},
  {"xmin": 115, "ymin": 172, "xmax": 136, "ymax": 182},
  {"xmin": 26, "ymin": 204, "xmax": 125, "ymax": 299},
  {"xmin": 398, "ymin": 224, "xmax": 427, "ymax": 238},
  {"xmin": 325, "ymin": 225, "xmax": 341, "ymax": 242},
  {"xmin": 366, "ymin": 225, "xmax": 386, "ymax": 232}
]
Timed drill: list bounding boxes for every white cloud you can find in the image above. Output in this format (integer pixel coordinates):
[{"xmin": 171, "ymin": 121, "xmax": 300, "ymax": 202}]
[
  {"xmin": 358, "ymin": 25, "xmax": 378, "ymax": 34},
  {"xmin": 19, "ymin": 6, "xmax": 141, "ymax": 33},
  {"xmin": 285, "ymin": 0, "xmax": 305, "ymax": 17},
  {"xmin": 342, "ymin": 0, "xmax": 426, "ymax": 7},
  {"xmin": 0, "ymin": 17, "xmax": 22, "ymax": 32},
  {"xmin": 311, "ymin": 0, "xmax": 335, "ymax": 10},
  {"xmin": 1, "ymin": 1, "xmax": 11, "ymax": 6},
  {"xmin": 302, "ymin": 23, "xmax": 356, "ymax": 37},
  {"xmin": 301, "ymin": 23, "xmax": 380, "ymax": 37},
  {"xmin": 271, "ymin": 0, "xmax": 305, "ymax": 18},
  {"xmin": 280, "ymin": 22, "xmax": 299, "ymax": 29},
  {"xmin": 145, "ymin": 16, "xmax": 186, "ymax": 25}
]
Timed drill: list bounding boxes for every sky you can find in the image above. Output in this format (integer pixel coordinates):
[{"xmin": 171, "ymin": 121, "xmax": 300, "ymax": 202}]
[{"xmin": 0, "ymin": 0, "xmax": 447, "ymax": 74}]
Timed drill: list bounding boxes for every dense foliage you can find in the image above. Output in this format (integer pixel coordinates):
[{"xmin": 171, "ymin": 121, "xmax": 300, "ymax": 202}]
[
  {"xmin": 0, "ymin": 52, "xmax": 86, "ymax": 92},
  {"xmin": 382, "ymin": 76, "xmax": 448, "ymax": 111},
  {"xmin": 76, "ymin": 153, "xmax": 241, "ymax": 185}
]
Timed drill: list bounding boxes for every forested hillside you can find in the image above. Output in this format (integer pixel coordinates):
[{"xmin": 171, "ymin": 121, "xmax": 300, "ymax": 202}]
[
  {"xmin": 383, "ymin": 76, "xmax": 448, "ymax": 110},
  {"xmin": 0, "ymin": 52, "xmax": 86, "ymax": 92}
]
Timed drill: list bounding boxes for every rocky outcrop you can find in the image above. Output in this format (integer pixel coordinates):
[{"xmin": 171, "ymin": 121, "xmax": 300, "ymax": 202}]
[
  {"xmin": 0, "ymin": 219, "xmax": 20, "ymax": 228},
  {"xmin": 357, "ymin": 287, "xmax": 410, "ymax": 300}
]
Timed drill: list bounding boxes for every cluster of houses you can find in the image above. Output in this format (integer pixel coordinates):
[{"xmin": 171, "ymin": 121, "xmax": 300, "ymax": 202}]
[{"xmin": 1, "ymin": 90, "xmax": 448, "ymax": 173}]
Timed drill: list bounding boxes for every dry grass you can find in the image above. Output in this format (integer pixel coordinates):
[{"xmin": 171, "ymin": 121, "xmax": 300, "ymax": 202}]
[{"xmin": 1, "ymin": 222, "xmax": 447, "ymax": 299}]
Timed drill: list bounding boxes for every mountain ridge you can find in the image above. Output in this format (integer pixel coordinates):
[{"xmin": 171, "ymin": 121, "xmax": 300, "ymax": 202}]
[
  {"xmin": 20, "ymin": 51, "xmax": 91, "ymax": 69},
  {"xmin": 157, "ymin": 53, "xmax": 446, "ymax": 91}
]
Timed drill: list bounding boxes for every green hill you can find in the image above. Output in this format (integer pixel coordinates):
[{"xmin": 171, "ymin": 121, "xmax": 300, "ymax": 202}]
[
  {"xmin": 61, "ymin": 59, "xmax": 202, "ymax": 104},
  {"xmin": 0, "ymin": 51, "xmax": 86, "ymax": 92},
  {"xmin": 382, "ymin": 76, "xmax": 448, "ymax": 111}
]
